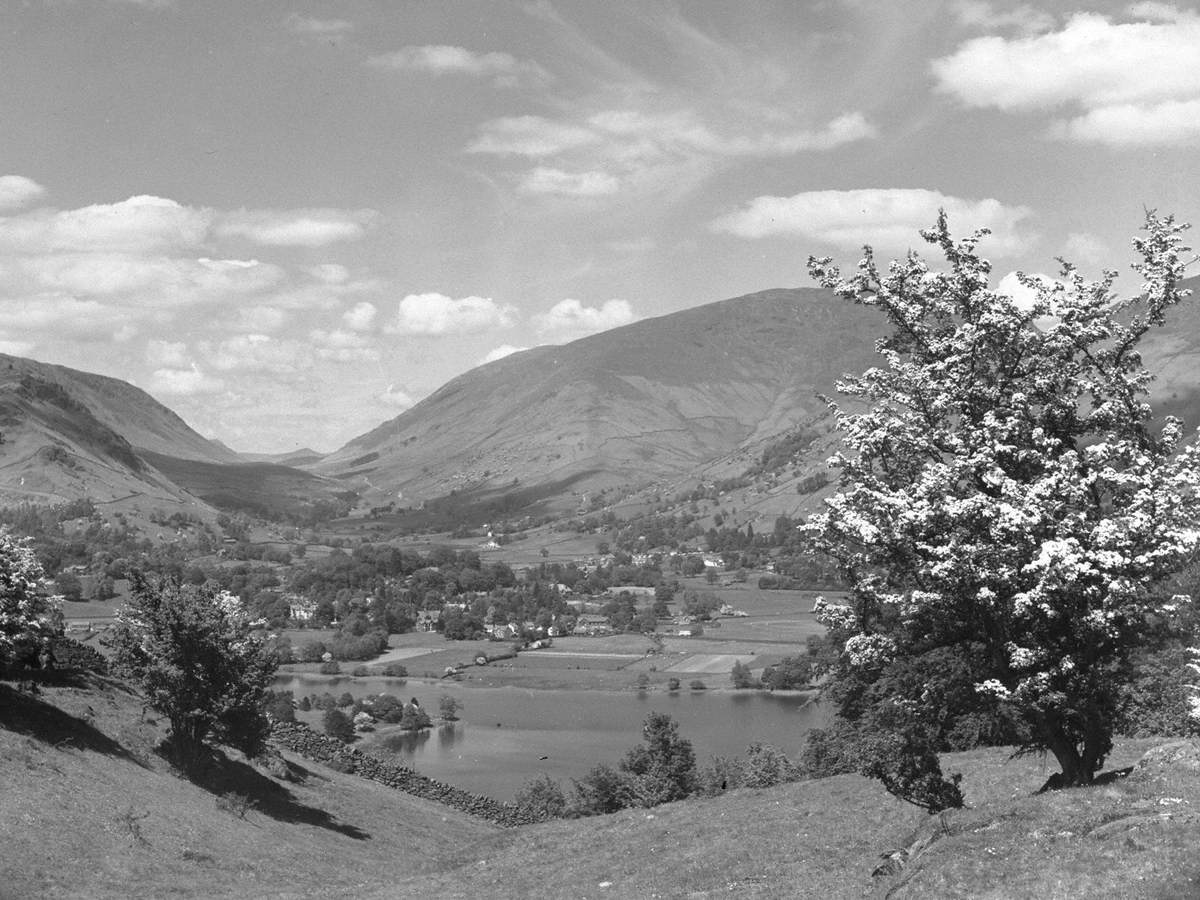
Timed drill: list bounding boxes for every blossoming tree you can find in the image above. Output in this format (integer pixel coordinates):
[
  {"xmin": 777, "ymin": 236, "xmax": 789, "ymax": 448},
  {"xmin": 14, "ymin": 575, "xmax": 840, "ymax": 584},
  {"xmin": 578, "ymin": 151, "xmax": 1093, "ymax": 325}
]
[
  {"xmin": 806, "ymin": 212, "xmax": 1200, "ymax": 809},
  {"xmin": 108, "ymin": 575, "xmax": 277, "ymax": 768},
  {"xmin": 0, "ymin": 527, "xmax": 60, "ymax": 669}
]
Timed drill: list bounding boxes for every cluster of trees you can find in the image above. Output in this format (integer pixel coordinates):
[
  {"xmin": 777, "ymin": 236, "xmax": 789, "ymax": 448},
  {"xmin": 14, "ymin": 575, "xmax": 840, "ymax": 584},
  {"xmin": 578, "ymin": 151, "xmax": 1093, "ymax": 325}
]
[{"xmin": 513, "ymin": 714, "xmax": 804, "ymax": 821}]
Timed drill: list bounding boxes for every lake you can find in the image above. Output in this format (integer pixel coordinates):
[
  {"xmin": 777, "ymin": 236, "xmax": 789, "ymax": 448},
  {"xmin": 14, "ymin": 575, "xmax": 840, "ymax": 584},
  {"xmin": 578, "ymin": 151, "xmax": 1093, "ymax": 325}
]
[{"xmin": 274, "ymin": 674, "xmax": 828, "ymax": 801}]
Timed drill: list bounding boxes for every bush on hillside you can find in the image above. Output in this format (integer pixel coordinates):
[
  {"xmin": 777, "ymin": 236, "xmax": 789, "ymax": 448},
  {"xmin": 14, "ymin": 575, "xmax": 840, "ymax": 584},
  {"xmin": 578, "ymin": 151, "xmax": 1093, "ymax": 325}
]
[
  {"xmin": 107, "ymin": 576, "xmax": 277, "ymax": 769},
  {"xmin": 514, "ymin": 774, "xmax": 567, "ymax": 822}
]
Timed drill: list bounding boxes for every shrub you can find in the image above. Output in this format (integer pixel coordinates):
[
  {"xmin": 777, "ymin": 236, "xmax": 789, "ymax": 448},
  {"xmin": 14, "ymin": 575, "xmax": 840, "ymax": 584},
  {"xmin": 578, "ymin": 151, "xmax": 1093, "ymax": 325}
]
[
  {"xmin": 741, "ymin": 742, "xmax": 802, "ymax": 788},
  {"xmin": 323, "ymin": 707, "xmax": 354, "ymax": 743},
  {"xmin": 569, "ymin": 764, "xmax": 628, "ymax": 817},
  {"xmin": 666, "ymin": 677, "xmax": 680, "ymax": 692},
  {"xmin": 318, "ymin": 660, "xmax": 341, "ymax": 675},
  {"xmin": 514, "ymin": 774, "xmax": 567, "ymax": 822},
  {"xmin": 689, "ymin": 679, "xmax": 706, "ymax": 691},
  {"xmin": 382, "ymin": 663, "xmax": 408, "ymax": 678},
  {"xmin": 352, "ymin": 665, "xmax": 370, "ymax": 677},
  {"xmin": 296, "ymin": 695, "xmax": 311, "ymax": 712},
  {"xmin": 336, "ymin": 691, "xmax": 354, "ymax": 707}
]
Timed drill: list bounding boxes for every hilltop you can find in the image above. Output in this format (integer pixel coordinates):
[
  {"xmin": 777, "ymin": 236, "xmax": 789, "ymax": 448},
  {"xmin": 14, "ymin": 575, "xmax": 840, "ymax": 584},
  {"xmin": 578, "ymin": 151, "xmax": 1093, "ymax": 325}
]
[{"xmin": 4, "ymin": 673, "xmax": 1199, "ymax": 899}]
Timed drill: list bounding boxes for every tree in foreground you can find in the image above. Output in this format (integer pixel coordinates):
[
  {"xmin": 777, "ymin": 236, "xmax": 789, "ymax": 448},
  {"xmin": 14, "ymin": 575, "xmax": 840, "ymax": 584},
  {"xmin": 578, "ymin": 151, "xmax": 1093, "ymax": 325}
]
[
  {"xmin": 108, "ymin": 575, "xmax": 278, "ymax": 769},
  {"xmin": 0, "ymin": 528, "xmax": 61, "ymax": 671},
  {"xmin": 806, "ymin": 212, "xmax": 1200, "ymax": 810}
]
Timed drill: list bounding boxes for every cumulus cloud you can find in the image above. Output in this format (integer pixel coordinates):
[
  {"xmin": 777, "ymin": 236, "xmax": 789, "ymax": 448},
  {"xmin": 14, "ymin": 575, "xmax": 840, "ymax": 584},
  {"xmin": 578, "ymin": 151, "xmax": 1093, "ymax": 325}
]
[
  {"xmin": 379, "ymin": 384, "xmax": 416, "ymax": 408},
  {"xmin": 0, "ymin": 294, "xmax": 131, "ymax": 340},
  {"xmin": 387, "ymin": 292, "xmax": 516, "ymax": 336},
  {"xmin": 309, "ymin": 328, "xmax": 378, "ymax": 362},
  {"xmin": 0, "ymin": 195, "xmax": 211, "ymax": 253},
  {"xmin": 932, "ymin": 9, "xmax": 1200, "ymax": 145},
  {"xmin": 216, "ymin": 208, "xmax": 374, "ymax": 247},
  {"xmin": 366, "ymin": 45, "xmax": 548, "ymax": 87},
  {"xmin": 198, "ymin": 334, "xmax": 311, "ymax": 374},
  {"xmin": 533, "ymin": 299, "xmax": 638, "ymax": 343},
  {"xmin": 0, "ymin": 176, "xmax": 46, "ymax": 211},
  {"xmin": 711, "ymin": 188, "xmax": 1035, "ymax": 257},
  {"xmin": 478, "ymin": 344, "xmax": 528, "ymax": 365},
  {"xmin": 147, "ymin": 366, "xmax": 224, "ymax": 396},
  {"xmin": 342, "ymin": 301, "xmax": 377, "ymax": 331}
]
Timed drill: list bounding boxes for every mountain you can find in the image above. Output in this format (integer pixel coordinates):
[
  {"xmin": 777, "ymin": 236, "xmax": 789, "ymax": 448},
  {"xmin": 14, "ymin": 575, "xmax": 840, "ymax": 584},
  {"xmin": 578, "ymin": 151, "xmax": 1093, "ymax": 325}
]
[
  {"xmin": 0, "ymin": 354, "xmax": 344, "ymax": 518},
  {"xmin": 320, "ymin": 275, "xmax": 1200, "ymax": 520},
  {"xmin": 0, "ymin": 354, "xmax": 237, "ymax": 507},
  {"xmin": 317, "ymin": 288, "xmax": 883, "ymax": 512}
]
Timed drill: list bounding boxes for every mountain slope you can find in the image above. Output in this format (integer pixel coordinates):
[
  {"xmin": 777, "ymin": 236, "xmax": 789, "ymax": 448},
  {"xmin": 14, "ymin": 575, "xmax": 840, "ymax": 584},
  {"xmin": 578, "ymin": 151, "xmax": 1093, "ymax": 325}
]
[{"xmin": 319, "ymin": 288, "xmax": 883, "ymax": 509}]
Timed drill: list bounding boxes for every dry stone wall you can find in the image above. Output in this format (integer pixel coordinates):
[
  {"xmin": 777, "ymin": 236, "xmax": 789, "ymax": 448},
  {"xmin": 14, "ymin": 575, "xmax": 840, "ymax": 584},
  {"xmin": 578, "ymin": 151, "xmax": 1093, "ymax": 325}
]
[{"xmin": 270, "ymin": 721, "xmax": 534, "ymax": 827}]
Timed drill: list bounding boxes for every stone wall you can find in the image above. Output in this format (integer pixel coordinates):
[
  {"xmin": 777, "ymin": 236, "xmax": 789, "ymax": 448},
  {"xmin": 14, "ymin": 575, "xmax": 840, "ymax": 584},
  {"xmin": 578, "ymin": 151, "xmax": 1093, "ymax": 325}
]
[{"xmin": 270, "ymin": 721, "xmax": 534, "ymax": 827}]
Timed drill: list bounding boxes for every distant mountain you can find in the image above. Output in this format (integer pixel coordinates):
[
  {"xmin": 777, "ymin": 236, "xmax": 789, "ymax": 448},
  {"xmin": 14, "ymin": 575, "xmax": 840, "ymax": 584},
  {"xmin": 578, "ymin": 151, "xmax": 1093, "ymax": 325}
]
[
  {"xmin": 0, "ymin": 354, "xmax": 342, "ymax": 517},
  {"xmin": 317, "ymin": 288, "xmax": 884, "ymax": 512},
  {"xmin": 240, "ymin": 448, "xmax": 326, "ymax": 467},
  {"xmin": 320, "ymin": 275, "xmax": 1200, "ymax": 519}
]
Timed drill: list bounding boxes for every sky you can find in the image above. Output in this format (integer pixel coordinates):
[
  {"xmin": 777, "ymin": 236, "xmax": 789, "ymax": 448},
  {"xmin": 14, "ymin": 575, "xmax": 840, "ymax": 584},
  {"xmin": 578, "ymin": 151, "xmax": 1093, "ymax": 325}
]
[{"xmin": 0, "ymin": 0, "xmax": 1197, "ymax": 453}]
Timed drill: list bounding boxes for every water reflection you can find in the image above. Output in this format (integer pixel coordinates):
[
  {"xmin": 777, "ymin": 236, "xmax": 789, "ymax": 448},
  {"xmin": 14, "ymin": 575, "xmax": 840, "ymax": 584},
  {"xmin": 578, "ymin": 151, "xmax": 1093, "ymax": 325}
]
[
  {"xmin": 438, "ymin": 722, "xmax": 460, "ymax": 751},
  {"xmin": 277, "ymin": 673, "xmax": 827, "ymax": 801}
]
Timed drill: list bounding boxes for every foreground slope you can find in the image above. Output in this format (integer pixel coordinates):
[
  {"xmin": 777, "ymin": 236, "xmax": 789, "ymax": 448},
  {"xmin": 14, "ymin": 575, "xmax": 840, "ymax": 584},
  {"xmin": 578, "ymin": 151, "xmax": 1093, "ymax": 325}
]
[{"xmin": 4, "ymin": 675, "xmax": 1197, "ymax": 899}]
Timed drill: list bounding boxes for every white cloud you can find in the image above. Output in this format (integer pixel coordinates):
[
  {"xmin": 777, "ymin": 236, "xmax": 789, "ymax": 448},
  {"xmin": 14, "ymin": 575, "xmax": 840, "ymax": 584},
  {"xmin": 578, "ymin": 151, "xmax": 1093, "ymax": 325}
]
[
  {"xmin": 308, "ymin": 263, "xmax": 350, "ymax": 284},
  {"xmin": 0, "ymin": 195, "xmax": 211, "ymax": 253},
  {"xmin": 468, "ymin": 116, "xmax": 599, "ymax": 157},
  {"xmin": 470, "ymin": 109, "xmax": 874, "ymax": 198},
  {"xmin": 533, "ymin": 299, "xmax": 638, "ymax": 343},
  {"xmin": 7, "ymin": 253, "xmax": 283, "ymax": 304},
  {"xmin": 366, "ymin": 45, "xmax": 547, "ymax": 87},
  {"xmin": 478, "ymin": 344, "xmax": 528, "ymax": 365},
  {"xmin": 216, "ymin": 209, "xmax": 374, "ymax": 247},
  {"xmin": 148, "ymin": 366, "xmax": 224, "ymax": 396},
  {"xmin": 0, "ymin": 176, "xmax": 46, "ymax": 211},
  {"xmin": 387, "ymin": 292, "xmax": 516, "ymax": 336},
  {"xmin": 198, "ymin": 334, "xmax": 312, "ymax": 375},
  {"xmin": 0, "ymin": 294, "xmax": 130, "ymax": 340},
  {"xmin": 342, "ymin": 301, "xmax": 377, "ymax": 331},
  {"xmin": 379, "ymin": 384, "xmax": 416, "ymax": 408},
  {"xmin": 309, "ymin": 328, "xmax": 378, "ymax": 362},
  {"xmin": 520, "ymin": 168, "xmax": 620, "ymax": 197},
  {"xmin": 932, "ymin": 9, "xmax": 1200, "ymax": 145},
  {"xmin": 711, "ymin": 188, "xmax": 1035, "ymax": 257},
  {"xmin": 950, "ymin": 1, "xmax": 1055, "ymax": 35},
  {"xmin": 285, "ymin": 15, "xmax": 354, "ymax": 36}
]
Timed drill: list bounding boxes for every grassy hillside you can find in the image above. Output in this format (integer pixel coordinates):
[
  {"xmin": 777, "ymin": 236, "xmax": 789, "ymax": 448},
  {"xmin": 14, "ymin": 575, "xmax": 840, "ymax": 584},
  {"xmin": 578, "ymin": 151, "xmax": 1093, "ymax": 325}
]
[{"xmin": 4, "ymin": 673, "xmax": 1200, "ymax": 898}]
